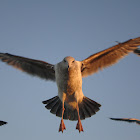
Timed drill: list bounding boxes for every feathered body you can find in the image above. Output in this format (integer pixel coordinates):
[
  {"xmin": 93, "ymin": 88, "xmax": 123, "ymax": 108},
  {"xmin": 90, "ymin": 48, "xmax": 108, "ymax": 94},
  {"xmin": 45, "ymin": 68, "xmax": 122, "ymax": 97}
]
[
  {"xmin": 55, "ymin": 57, "xmax": 83, "ymax": 109},
  {"xmin": 43, "ymin": 56, "xmax": 101, "ymax": 121}
]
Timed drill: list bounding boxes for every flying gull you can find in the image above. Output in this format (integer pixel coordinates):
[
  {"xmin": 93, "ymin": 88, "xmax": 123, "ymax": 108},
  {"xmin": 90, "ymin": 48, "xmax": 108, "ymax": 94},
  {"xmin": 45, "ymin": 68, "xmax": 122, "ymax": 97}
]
[
  {"xmin": 0, "ymin": 37, "xmax": 140, "ymax": 132},
  {"xmin": 110, "ymin": 118, "xmax": 140, "ymax": 125},
  {"xmin": 0, "ymin": 121, "xmax": 7, "ymax": 126}
]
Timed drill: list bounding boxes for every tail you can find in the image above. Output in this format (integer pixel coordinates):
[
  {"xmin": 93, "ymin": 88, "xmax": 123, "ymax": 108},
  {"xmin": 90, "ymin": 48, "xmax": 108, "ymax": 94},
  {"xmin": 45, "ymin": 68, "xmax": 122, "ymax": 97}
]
[{"xmin": 42, "ymin": 96, "xmax": 101, "ymax": 121}]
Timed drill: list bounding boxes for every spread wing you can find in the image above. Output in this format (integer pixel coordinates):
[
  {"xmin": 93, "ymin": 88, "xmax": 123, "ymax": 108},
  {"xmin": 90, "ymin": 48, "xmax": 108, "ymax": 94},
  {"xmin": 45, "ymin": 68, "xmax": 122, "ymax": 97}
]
[
  {"xmin": 0, "ymin": 120, "xmax": 7, "ymax": 126},
  {"xmin": 81, "ymin": 37, "xmax": 140, "ymax": 77},
  {"xmin": 0, "ymin": 53, "xmax": 55, "ymax": 81},
  {"xmin": 110, "ymin": 118, "xmax": 140, "ymax": 125}
]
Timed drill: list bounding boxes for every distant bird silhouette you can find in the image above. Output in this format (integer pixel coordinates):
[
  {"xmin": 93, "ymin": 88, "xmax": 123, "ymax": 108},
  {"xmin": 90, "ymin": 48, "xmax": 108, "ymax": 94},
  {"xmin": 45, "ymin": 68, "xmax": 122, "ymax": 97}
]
[
  {"xmin": 0, "ymin": 37, "xmax": 140, "ymax": 132},
  {"xmin": 110, "ymin": 118, "xmax": 140, "ymax": 125},
  {"xmin": 0, "ymin": 121, "xmax": 7, "ymax": 126}
]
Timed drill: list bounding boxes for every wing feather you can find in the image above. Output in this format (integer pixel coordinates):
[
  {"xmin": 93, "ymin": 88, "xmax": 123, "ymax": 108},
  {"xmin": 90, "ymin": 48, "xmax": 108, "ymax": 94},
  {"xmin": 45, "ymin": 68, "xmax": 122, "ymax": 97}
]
[
  {"xmin": 110, "ymin": 118, "xmax": 140, "ymax": 125},
  {"xmin": 0, "ymin": 53, "xmax": 55, "ymax": 81},
  {"xmin": 81, "ymin": 37, "xmax": 140, "ymax": 77}
]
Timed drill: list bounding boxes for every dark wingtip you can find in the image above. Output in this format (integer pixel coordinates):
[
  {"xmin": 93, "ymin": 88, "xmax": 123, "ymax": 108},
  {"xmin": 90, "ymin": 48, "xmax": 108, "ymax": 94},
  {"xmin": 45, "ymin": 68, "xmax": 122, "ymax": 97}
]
[
  {"xmin": 4, "ymin": 121, "xmax": 7, "ymax": 125},
  {"xmin": 134, "ymin": 49, "xmax": 140, "ymax": 56},
  {"xmin": 110, "ymin": 118, "xmax": 114, "ymax": 120},
  {"xmin": 0, "ymin": 121, "xmax": 7, "ymax": 126},
  {"xmin": 42, "ymin": 100, "xmax": 46, "ymax": 104}
]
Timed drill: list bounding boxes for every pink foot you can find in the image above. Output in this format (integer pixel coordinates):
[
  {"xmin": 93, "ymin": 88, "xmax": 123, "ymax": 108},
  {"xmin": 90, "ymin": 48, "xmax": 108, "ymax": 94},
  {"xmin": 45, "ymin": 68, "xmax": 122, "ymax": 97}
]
[
  {"xmin": 59, "ymin": 119, "xmax": 66, "ymax": 133},
  {"xmin": 76, "ymin": 120, "xmax": 84, "ymax": 132}
]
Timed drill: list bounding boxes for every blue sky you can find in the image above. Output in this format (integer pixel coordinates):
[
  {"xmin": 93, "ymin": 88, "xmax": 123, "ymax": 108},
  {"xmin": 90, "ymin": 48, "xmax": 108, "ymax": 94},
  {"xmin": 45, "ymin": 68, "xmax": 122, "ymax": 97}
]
[{"xmin": 0, "ymin": 0, "xmax": 140, "ymax": 140}]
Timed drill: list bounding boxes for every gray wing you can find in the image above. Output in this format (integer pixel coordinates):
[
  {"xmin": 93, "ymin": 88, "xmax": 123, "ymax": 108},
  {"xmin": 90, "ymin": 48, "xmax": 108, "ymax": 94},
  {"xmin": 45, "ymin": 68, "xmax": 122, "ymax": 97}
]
[
  {"xmin": 110, "ymin": 118, "xmax": 140, "ymax": 125},
  {"xmin": 81, "ymin": 37, "xmax": 140, "ymax": 77},
  {"xmin": 0, "ymin": 120, "xmax": 7, "ymax": 126},
  {"xmin": 0, "ymin": 53, "xmax": 55, "ymax": 81}
]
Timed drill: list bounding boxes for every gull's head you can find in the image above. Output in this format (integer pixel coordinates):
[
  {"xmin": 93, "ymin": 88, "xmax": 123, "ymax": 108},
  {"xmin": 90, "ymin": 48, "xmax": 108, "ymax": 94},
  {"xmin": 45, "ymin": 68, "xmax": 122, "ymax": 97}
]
[{"xmin": 62, "ymin": 56, "xmax": 76, "ymax": 70}]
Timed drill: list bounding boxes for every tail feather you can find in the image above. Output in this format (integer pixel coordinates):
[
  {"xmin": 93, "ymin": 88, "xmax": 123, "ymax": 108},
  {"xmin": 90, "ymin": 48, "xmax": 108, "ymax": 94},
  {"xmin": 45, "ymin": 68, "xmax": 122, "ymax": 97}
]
[
  {"xmin": 82, "ymin": 101, "xmax": 92, "ymax": 118},
  {"xmin": 56, "ymin": 102, "xmax": 62, "ymax": 117},
  {"xmin": 79, "ymin": 104, "xmax": 85, "ymax": 120},
  {"xmin": 42, "ymin": 96, "xmax": 58, "ymax": 104},
  {"xmin": 50, "ymin": 99, "xmax": 61, "ymax": 114},
  {"xmin": 79, "ymin": 103, "xmax": 89, "ymax": 119},
  {"xmin": 83, "ymin": 99, "xmax": 95, "ymax": 116},
  {"xmin": 63, "ymin": 106, "xmax": 68, "ymax": 120},
  {"xmin": 83, "ymin": 97, "xmax": 101, "ymax": 112},
  {"xmin": 68, "ymin": 110, "xmax": 74, "ymax": 120},
  {"xmin": 42, "ymin": 96, "xmax": 101, "ymax": 121},
  {"xmin": 45, "ymin": 98, "xmax": 59, "ymax": 109},
  {"xmin": 67, "ymin": 109, "xmax": 78, "ymax": 121}
]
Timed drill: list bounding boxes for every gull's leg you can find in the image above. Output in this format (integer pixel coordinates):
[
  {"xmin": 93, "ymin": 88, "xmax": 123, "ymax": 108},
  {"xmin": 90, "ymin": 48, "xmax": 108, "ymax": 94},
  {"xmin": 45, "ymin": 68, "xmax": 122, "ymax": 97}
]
[
  {"xmin": 76, "ymin": 103, "xmax": 84, "ymax": 132},
  {"xmin": 59, "ymin": 99, "xmax": 66, "ymax": 133}
]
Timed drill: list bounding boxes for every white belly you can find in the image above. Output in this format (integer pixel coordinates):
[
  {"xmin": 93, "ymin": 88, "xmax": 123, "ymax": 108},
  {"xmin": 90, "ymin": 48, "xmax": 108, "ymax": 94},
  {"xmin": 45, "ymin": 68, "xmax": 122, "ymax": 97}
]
[{"xmin": 55, "ymin": 64, "xmax": 84, "ymax": 109}]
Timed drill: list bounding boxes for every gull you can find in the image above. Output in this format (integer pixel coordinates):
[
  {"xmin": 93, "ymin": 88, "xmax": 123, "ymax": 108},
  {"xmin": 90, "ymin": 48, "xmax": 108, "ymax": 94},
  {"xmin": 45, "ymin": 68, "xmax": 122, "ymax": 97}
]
[
  {"xmin": 0, "ymin": 37, "xmax": 140, "ymax": 132},
  {"xmin": 110, "ymin": 118, "xmax": 140, "ymax": 125},
  {"xmin": 0, "ymin": 121, "xmax": 7, "ymax": 126}
]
